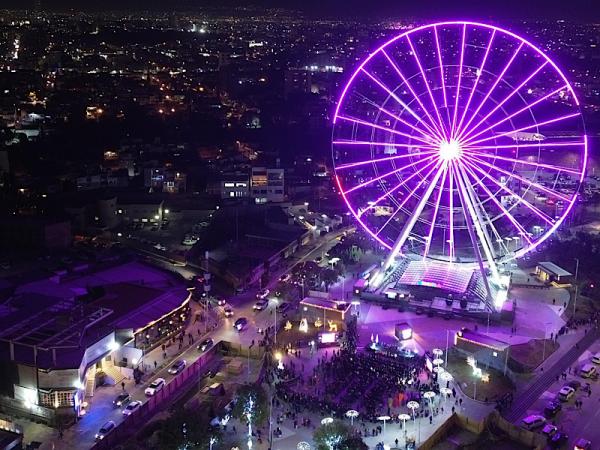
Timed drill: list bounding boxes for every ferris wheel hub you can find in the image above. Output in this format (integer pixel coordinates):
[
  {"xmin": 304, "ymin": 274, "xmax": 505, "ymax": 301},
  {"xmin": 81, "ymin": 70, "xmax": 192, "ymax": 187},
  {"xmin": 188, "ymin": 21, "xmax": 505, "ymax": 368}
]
[{"xmin": 438, "ymin": 140, "xmax": 462, "ymax": 161}]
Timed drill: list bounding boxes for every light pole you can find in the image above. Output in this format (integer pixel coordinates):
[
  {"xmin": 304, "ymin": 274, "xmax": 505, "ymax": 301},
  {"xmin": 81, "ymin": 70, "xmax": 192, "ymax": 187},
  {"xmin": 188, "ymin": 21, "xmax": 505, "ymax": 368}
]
[
  {"xmin": 273, "ymin": 298, "xmax": 278, "ymax": 346},
  {"xmin": 345, "ymin": 409, "xmax": 359, "ymax": 426},
  {"xmin": 573, "ymin": 258, "xmax": 579, "ymax": 316},
  {"xmin": 542, "ymin": 322, "xmax": 551, "ymax": 363},
  {"xmin": 377, "ymin": 415, "xmax": 391, "ymax": 443}
]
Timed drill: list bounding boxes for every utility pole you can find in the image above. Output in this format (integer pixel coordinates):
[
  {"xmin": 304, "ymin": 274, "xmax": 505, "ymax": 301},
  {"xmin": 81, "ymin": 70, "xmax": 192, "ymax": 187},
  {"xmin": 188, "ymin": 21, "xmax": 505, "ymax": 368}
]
[{"xmin": 573, "ymin": 258, "xmax": 579, "ymax": 316}]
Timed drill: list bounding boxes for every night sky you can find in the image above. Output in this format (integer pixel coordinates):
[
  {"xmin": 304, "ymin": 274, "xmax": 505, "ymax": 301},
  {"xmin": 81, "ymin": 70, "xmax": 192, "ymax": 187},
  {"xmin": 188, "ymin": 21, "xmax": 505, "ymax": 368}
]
[{"xmin": 9, "ymin": 0, "xmax": 600, "ymax": 21}]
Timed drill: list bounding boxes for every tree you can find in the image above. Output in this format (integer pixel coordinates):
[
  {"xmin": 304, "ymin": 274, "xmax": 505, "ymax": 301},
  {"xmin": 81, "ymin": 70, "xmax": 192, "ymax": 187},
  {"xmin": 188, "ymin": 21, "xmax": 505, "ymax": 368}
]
[
  {"xmin": 321, "ymin": 268, "xmax": 339, "ymax": 290},
  {"xmin": 341, "ymin": 316, "xmax": 358, "ymax": 355},
  {"xmin": 340, "ymin": 436, "xmax": 368, "ymax": 450},
  {"xmin": 231, "ymin": 384, "xmax": 268, "ymax": 427},
  {"xmin": 313, "ymin": 419, "xmax": 353, "ymax": 450},
  {"xmin": 155, "ymin": 407, "xmax": 220, "ymax": 450}
]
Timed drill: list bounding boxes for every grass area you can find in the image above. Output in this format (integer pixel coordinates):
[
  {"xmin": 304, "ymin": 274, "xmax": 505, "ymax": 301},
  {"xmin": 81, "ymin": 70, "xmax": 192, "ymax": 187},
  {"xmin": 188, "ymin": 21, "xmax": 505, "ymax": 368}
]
[
  {"xmin": 446, "ymin": 354, "xmax": 514, "ymax": 402},
  {"xmin": 510, "ymin": 338, "xmax": 559, "ymax": 370},
  {"xmin": 565, "ymin": 291, "xmax": 597, "ymax": 321}
]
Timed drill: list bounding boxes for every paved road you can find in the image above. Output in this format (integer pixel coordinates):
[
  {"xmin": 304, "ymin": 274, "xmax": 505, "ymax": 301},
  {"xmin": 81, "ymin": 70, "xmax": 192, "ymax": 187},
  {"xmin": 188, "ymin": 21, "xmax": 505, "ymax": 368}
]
[{"xmin": 504, "ymin": 327, "xmax": 600, "ymax": 423}]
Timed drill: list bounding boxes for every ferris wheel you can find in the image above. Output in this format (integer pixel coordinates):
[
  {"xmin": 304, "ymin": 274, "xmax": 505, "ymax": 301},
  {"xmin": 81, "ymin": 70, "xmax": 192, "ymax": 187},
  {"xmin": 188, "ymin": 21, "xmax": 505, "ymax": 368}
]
[{"xmin": 332, "ymin": 21, "xmax": 587, "ymax": 284}]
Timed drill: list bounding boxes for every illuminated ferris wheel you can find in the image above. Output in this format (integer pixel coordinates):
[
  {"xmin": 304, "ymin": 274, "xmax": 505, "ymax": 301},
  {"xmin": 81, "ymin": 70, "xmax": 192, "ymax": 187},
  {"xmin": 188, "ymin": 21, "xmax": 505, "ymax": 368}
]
[{"xmin": 332, "ymin": 21, "xmax": 587, "ymax": 289}]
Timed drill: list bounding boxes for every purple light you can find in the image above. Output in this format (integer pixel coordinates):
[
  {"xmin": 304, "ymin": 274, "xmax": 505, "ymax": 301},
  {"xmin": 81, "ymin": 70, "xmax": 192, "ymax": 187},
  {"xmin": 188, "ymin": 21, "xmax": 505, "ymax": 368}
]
[{"xmin": 332, "ymin": 21, "xmax": 587, "ymax": 282}]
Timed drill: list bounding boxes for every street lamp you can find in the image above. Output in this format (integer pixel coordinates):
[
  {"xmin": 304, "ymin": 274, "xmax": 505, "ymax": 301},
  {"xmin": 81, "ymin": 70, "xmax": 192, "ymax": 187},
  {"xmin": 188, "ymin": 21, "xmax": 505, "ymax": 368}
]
[
  {"xmin": 574, "ymin": 258, "xmax": 580, "ymax": 315},
  {"xmin": 273, "ymin": 298, "xmax": 279, "ymax": 346},
  {"xmin": 345, "ymin": 409, "xmax": 359, "ymax": 426},
  {"xmin": 377, "ymin": 415, "xmax": 391, "ymax": 441},
  {"xmin": 440, "ymin": 387, "xmax": 452, "ymax": 405},
  {"xmin": 423, "ymin": 391, "xmax": 436, "ymax": 417},
  {"xmin": 321, "ymin": 417, "xmax": 334, "ymax": 425}
]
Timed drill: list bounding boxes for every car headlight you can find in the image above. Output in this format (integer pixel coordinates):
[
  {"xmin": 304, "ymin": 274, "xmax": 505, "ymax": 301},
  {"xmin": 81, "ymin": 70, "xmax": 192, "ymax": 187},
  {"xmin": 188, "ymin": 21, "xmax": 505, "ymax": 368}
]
[{"xmin": 116, "ymin": 401, "xmax": 121, "ymax": 406}]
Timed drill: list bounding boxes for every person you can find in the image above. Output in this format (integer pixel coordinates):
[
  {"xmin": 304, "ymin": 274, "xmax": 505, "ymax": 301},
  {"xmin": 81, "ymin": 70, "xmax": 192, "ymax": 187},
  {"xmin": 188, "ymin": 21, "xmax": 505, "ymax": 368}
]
[
  {"xmin": 154, "ymin": 360, "xmax": 157, "ymax": 369},
  {"xmin": 395, "ymin": 438, "xmax": 399, "ymax": 447},
  {"xmin": 121, "ymin": 381, "xmax": 125, "ymax": 391}
]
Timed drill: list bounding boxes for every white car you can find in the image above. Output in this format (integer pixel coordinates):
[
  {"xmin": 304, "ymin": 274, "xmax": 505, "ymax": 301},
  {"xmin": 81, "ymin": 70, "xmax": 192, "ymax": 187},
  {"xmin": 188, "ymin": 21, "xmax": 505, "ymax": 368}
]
[
  {"xmin": 256, "ymin": 288, "xmax": 270, "ymax": 299},
  {"xmin": 122, "ymin": 400, "xmax": 142, "ymax": 416},
  {"xmin": 558, "ymin": 385, "xmax": 575, "ymax": 401},
  {"xmin": 145, "ymin": 378, "xmax": 166, "ymax": 396},
  {"xmin": 168, "ymin": 359, "xmax": 186, "ymax": 375},
  {"xmin": 521, "ymin": 414, "xmax": 546, "ymax": 430}
]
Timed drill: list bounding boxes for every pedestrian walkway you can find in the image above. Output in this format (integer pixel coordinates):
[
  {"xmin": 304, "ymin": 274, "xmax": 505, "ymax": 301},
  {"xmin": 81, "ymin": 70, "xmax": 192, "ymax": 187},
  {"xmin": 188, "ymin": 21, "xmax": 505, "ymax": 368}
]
[{"xmin": 504, "ymin": 326, "xmax": 599, "ymax": 422}]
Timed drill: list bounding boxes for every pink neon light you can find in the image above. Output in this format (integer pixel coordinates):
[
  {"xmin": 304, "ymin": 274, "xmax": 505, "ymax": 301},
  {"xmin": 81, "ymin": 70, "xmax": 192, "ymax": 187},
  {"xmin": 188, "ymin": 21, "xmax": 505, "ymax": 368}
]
[
  {"xmin": 459, "ymin": 61, "xmax": 549, "ymax": 142},
  {"xmin": 454, "ymin": 29, "xmax": 496, "ymax": 137},
  {"xmin": 337, "ymin": 115, "xmax": 435, "ymax": 146},
  {"xmin": 450, "ymin": 24, "xmax": 467, "ymax": 139},
  {"xmin": 380, "ymin": 49, "xmax": 445, "ymax": 140},
  {"xmin": 433, "ymin": 25, "xmax": 447, "ymax": 108},
  {"xmin": 332, "ymin": 21, "xmax": 587, "ymax": 266},
  {"xmin": 460, "ymin": 150, "xmax": 581, "ymax": 175},
  {"xmin": 455, "ymin": 41, "xmax": 524, "ymax": 142},
  {"xmin": 461, "ymin": 85, "xmax": 568, "ymax": 144},
  {"xmin": 336, "ymin": 150, "xmax": 437, "ymax": 170},
  {"xmin": 423, "ymin": 164, "xmax": 449, "ymax": 258}
]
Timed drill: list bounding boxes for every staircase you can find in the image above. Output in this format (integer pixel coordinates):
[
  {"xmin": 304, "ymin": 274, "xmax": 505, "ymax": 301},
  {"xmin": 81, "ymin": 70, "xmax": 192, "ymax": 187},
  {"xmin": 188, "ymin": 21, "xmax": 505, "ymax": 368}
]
[
  {"xmin": 85, "ymin": 376, "xmax": 95, "ymax": 398},
  {"xmin": 102, "ymin": 364, "xmax": 126, "ymax": 384}
]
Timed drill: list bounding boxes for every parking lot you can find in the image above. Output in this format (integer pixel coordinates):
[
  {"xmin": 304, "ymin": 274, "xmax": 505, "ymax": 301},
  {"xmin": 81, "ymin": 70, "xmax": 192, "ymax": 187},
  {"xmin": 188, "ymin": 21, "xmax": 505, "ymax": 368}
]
[{"xmin": 517, "ymin": 338, "xmax": 600, "ymax": 449}]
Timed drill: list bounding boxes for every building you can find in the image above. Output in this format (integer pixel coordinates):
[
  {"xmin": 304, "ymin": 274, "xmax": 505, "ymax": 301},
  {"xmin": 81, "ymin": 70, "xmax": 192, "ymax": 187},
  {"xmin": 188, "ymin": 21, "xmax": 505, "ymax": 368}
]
[
  {"xmin": 251, "ymin": 167, "xmax": 284, "ymax": 203},
  {"xmin": 117, "ymin": 194, "xmax": 165, "ymax": 226},
  {"xmin": 144, "ymin": 168, "xmax": 187, "ymax": 194},
  {"xmin": 535, "ymin": 261, "xmax": 572, "ymax": 284},
  {"xmin": 0, "ymin": 216, "xmax": 72, "ymax": 252},
  {"xmin": 0, "ymin": 261, "xmax": 191, "ymax": 425},
  {"xmin": 206, "ymin": 172, "xmax": 250, "ymax": 199}
]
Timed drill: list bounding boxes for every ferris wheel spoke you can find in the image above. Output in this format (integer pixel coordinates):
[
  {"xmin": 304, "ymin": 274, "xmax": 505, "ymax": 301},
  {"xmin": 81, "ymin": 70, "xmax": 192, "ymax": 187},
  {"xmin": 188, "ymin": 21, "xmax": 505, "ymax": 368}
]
[
  {"xmin": 333, "ymin": 140, "xmax": 437, "ymax": 149},
  {"xmin": 461, "ymin": 84, "xmax": 568, "ymax": 145},
  {"xmin": 380, "ymin": 50, "xmax": 446, "ymax": 140},
  {"xmin": 377, "ymin": 105, "xmax": 439, "ymax": 142},
  {"xmin": 462, "ymin": 153, "xmax": 571, "ymax": 202},
  {"xmin": 433, "ymin": 25, "xmax": 448, "ymax": 110},
  {"xmin": 454, "ymin": 29, "xmax": 496, "ymax": 139},
  {"xmin": 337, "ymin": 115, "xmax": 436, "ymax": 146},
  {"xmin": 463, "ymin": 141, "xmax": 585, "ymax": 151},
  {"xmin": 403, "ymin": 38, "xmax": 449, "ymax": 140},
  {"xmin": 464, "ymin": 111, "xmax": 581, "ymax": 147},
  {"xmin": 448, "ymin": 161, "xmax": 455, "ymax": 262},
  {"xmin": 361, "ymin": 158, "xmax": 440, "ymax": 215},
  {"xmin": 360, "ymin": 67, "xmax": 442, "ymax": 141},
  {"xmin": 451, "ymin": 162, "xmax": 496, "ymax": 301},
  {"xmin": 458, "ymin": 61, "xmax": 548, "ymax": 143},
  {"xmin": 422, "ymin": 164, "xmax": 449, "ymax": 259},
  {"xmin": 382, "ymin": 161, "xmax": 447, "ymax": 269},
  {"xmin": 460, "ymin": 161, "xmax": 533, "ymax": 245},
  {"xmin": 342, "ymin": 154, "xmax": 437, "ymax": 195},
  {"xmin": 335, "ymin": 150, "xmax": 438, "ymax": 170},
  {"xmin": 450, "ymin": 24, "xmax": 467, "ymax": 139},
  {"xmin": 460, "ymin": 150, "xmax": 581, "ymax": 176},
  {"xmin": 454, "ymin": 41, "xmax": 524, "ymax": 142},
  {"xmin": 460, "ymin": 158, "xmax": 556, "ymax": 226}
]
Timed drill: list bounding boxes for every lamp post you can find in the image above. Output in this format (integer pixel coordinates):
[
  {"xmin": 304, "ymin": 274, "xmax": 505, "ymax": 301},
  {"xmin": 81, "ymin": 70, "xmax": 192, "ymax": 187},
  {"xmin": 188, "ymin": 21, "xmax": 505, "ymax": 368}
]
[
  {"xmin": 574, "ymin": 258, "xmax": 579, "ymax": 316},
  {"xmin": 273, "ymin": 298, "xmax": 278, "ymax": 346},
  {"xmin": 440, "ymin": 387, "xmax": 452, "ymax": 405},
  {"xmin": 377, "ymin": 415, "xmax": 391, "ymax": 442},
  {"xmin": 345, "ymin": 409, "xmax": 359, "ymax": 426},
  {"xmin": 423, "ymin": 391, "xmax": 436, "ymax": 417},
  {"xmin": 542, "ymin": 321, "xmax": 552, "ymax": 363}
]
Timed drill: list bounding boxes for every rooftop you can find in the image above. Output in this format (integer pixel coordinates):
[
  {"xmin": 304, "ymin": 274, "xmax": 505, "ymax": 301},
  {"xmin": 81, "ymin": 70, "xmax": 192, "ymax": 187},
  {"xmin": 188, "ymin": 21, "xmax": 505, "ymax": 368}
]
[{"xmin": 537, "ymin": 261, "xmax": 572, "ymax": 278}]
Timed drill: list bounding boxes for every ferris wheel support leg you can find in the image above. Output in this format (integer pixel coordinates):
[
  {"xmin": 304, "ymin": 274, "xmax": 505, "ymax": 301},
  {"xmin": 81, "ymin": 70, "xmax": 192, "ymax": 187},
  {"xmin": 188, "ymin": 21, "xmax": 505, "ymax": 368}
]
[
  {"xmin": 452, "ymin": 163, "xmax": 496, "ymax": 310},
  {"xmin": 378, "ymin": 162, "xmax": 448, "ymax": 285}
]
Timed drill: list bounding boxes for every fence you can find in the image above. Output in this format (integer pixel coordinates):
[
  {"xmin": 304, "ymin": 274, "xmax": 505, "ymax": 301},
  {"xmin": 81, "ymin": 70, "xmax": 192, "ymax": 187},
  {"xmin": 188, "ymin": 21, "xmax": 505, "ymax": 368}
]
[
  {"xmin": 90, "ymin": 345, "xmax": 217, "ymax": 450},
  {"xmin": 417, "ymin": 411, "xmax": 545, "ymax": 450}
]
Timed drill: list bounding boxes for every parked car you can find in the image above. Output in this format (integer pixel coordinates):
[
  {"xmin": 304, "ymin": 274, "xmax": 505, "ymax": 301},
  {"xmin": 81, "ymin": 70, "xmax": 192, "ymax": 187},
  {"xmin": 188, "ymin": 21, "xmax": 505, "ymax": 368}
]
[
  {"xmin": 256, "ymin": 288, "xmax": 270, "ymax": 299},
  {"xmin": 541, "ymin": 423, "xmax": 558, "ymax": 438},
  {"xmin": 145, "ymin": 378, "xmax": 166, "ymax": 396},
  {"xmin": 277, "ymin": 302, "xmax": 291, "ymax": 314},
  {"xmin": 198, "ymin": 338, "xmax": 214, "ymax": 352},
  {"xmin": 113, "ymin": 392, "xmax": 131, "ymax": 407},
  {"xmin": 580, "ymin": 363, "xmax": 597, "ymax": 379},
  {"xmin": 544, "ymin": 400, "xmax": 561, "ymax": 418},
  {"xmin": 224, "ymin": 306, "xmax": 234, "ymax": 317},
  {"xmin": 216, "ymin": 298, "xmax": 226, "ymax": 306},
  {"xmin": 567, "ymin": 379, "xmax": 581, "ymax": 390},
  {"xmin": 548, "ymin": 432, "xmax": 568, "ymax": 448},
  {"xmin": 592, "ymin": 352, "xmax": 600, "ymax": 364},
  {"xmin": 122, "ymin": 401, "xmax": 142, "ymax": 416},
  {"xmin": 253, "ymin": 299, "xmax": 269, "ymax": 310},
  {"xmin": 558, "ymin": 385, "xmax": 575, "ymax": 402},
  {"xmin": 95, "ymin": 421, "xmax": 116, "ymax": 440},
  {"xmin": 521, "ymin": 414, "xmax": 546, "ymax": 430},
  {"xmin": 279, "ymin": 273, "xmax": 291, "ymax": 283},
  {"xmin": 234, "ymin": 317, "xmax": 248, "ymax": 331},
  {"xmin": 574, "ymin": 438, "xmax": 592, "ymax": 450},
  {"xmin": 168, "ymin": 359, "xmax": 187, "ymax": 375}
]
